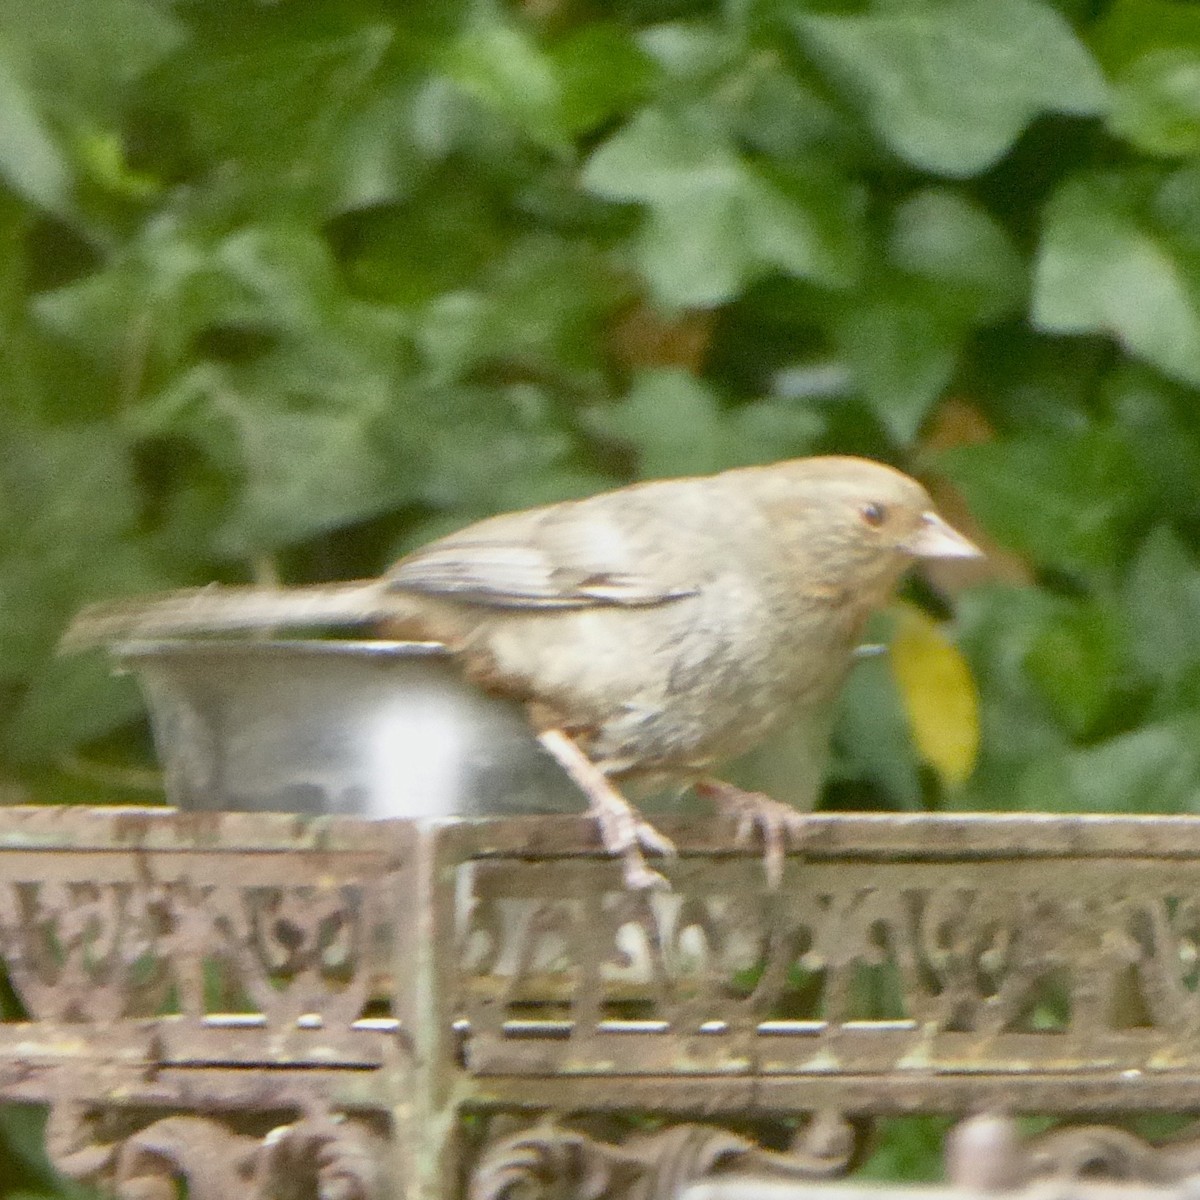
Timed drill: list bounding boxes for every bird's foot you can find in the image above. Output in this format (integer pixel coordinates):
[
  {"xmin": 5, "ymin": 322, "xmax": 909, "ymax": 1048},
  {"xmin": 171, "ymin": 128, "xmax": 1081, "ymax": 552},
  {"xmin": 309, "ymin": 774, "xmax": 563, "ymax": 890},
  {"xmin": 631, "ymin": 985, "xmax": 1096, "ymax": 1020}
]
[
  {"xmin": 587, "ymin": 786, "xmax": 676, "ymax": 891},
  {"xmin": 694, "ymin": 779, "xmax": 808, "ymax": 889},
  {"xmin": 537, "ymin": 728, "xmax": 675, "ymax": 890}
]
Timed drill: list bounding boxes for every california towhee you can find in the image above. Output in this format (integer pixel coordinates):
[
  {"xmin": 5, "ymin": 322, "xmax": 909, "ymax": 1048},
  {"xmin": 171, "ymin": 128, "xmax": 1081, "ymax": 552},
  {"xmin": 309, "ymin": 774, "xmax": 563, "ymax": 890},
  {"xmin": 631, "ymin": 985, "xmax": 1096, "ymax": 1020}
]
[{"xmin": 65, "ymin": 456, "xmax": 981, "ymax": 887}]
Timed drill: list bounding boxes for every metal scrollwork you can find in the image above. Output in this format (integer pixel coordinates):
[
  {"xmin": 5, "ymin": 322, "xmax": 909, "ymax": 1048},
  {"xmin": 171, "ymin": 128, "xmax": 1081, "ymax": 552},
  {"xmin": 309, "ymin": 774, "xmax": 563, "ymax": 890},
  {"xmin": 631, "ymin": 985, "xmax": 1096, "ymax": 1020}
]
[
  {"xmin": 947, "ymin": 1115, "xmax": 1200, "ymax": 1189},
  {"xmin": 0, "ymin": 880, "xmax": 180, "ymax": 1022},
  {"xmin": 232, "ymin": 882, "xmax": 375, "ymax": 1027},
  {"xmin": 45, "ymin": 1099, "xmax": 385, "ymax": 1200},
  {"xmin": 13, "ymin": 812, "xmax": 1200, "ymax": 1199},
  {"xmin": 1028, "ymin": 1122, "xmax": 1200, "ymax": 1184},
  {"xmin": 458, "ymin": 853, "xmax": 1200, "ymax": 1080},
  {"xmin": 470, "ymin": 1112, "xmax": 856, "ymax": 1200},
  {"xmin": 0, "ymin": 873, "xmax": 385, "ymax": 1027}
]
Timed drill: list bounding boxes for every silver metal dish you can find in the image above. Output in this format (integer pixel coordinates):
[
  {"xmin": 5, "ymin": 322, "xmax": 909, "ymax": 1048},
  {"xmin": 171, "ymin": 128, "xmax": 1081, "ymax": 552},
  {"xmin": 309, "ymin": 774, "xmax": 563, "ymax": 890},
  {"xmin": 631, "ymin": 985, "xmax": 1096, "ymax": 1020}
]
[{"xmin": 116, "ymin": 639, "xmax": 579, "ymax": 819}]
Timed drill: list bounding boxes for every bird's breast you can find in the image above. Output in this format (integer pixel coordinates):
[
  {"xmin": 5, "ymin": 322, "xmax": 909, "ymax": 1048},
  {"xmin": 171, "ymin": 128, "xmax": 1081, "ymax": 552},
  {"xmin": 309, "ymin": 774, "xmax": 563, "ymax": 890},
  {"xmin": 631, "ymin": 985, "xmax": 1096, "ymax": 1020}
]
[{"xmin": 468, "ymin": 572, "xmax": 857, "ymax": 772}]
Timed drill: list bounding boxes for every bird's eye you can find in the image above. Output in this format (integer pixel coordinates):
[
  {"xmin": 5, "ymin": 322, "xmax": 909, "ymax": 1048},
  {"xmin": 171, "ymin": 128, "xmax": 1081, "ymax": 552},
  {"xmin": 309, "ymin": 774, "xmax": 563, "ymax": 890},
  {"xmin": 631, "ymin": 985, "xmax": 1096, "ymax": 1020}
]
[{"xmin": 860, "ymin": 502, "xmax": 887, "ymax": 528}]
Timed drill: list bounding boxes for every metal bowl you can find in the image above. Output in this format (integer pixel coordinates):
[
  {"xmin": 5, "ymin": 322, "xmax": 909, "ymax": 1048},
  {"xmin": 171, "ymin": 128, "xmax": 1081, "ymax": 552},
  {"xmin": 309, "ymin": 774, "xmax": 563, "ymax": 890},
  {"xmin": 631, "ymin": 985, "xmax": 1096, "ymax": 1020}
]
[{"xmin": 116, "ymin": 639, "xmax": 580, "ymax": 819}]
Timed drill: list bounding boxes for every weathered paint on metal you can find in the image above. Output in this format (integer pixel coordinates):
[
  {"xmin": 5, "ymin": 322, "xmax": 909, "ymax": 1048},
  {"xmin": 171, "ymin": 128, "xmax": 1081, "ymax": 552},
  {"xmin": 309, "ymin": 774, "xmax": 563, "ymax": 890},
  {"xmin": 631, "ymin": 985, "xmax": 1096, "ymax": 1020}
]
[{"xmin": 0, "ymin": 807, "xmax": 1198, "ymax": 1197}]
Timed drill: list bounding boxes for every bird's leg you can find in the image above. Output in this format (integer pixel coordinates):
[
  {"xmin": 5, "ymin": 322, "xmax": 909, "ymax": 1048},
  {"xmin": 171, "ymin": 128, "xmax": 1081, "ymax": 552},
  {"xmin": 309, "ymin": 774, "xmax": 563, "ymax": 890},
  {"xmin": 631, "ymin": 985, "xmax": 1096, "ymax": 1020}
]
[
  {"xmin": 693, "ymin": 778, "xmax": 809, "ymax": 889},
  {"xmin": 537, "ymin": 729, "xmax": 675, "ymax": 890}
]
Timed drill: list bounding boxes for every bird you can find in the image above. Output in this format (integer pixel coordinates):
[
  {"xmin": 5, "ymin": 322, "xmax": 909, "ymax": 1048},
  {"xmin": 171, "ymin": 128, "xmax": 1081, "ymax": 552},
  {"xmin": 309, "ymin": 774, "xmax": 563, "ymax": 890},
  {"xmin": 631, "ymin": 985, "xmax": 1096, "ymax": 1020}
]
[{"xmin": 63, "ymin": 456, "xmax": 982, "ymax": 888}]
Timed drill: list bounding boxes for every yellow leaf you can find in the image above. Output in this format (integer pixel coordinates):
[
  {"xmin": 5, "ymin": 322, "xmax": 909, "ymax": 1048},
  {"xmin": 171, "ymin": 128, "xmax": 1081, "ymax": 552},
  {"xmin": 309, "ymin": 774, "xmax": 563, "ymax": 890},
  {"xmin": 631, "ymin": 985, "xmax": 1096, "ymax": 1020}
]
[{"xmin": 888, "ymin": 602, "xmax": 980, "ymax": 788}]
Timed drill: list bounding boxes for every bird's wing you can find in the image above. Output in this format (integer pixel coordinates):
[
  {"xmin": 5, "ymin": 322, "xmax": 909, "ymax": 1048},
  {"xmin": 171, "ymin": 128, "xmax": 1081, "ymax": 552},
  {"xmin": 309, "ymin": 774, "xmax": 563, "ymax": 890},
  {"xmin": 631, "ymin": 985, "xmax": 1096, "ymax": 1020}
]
[{"xmin": 386, "ymin": 505, "xmax": 699, "ymax": 610}]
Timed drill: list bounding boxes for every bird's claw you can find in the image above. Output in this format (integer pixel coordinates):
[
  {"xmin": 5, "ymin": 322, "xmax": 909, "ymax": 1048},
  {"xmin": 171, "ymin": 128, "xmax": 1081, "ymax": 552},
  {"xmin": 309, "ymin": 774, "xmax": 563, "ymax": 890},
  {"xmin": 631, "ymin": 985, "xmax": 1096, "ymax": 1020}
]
[
  {"xmin": 615, "ymin": 812, "xmax": 675, "ymax": 890},
  {"xmin": 610, "ymin": 823, "xmax": 675, "ymax": 891},
  {"xmin": 695, "ymin": 779, "xmax": 808, "ymax": 889},
  {"xmin": 536, "ymin": 728, "xmax": 674, "ymax": 891},
  {"xmin": 631, "ymin": 818, "xmax": 677, "ymax": 859},
  {"xmin": 622, "ymin": 858, "xmax": 672, "ymax": 891},
  {"xmin": 587, "ymin": 789, "xmax": 676, "ymax": 890}
]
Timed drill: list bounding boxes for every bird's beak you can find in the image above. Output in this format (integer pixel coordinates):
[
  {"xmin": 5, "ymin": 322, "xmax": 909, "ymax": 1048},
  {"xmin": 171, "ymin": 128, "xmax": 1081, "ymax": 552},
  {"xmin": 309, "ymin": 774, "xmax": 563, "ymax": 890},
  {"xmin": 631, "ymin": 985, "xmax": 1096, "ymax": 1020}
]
[{"xmin": 903, "ymin": 512, "xmax": 984, "ymax": 560}]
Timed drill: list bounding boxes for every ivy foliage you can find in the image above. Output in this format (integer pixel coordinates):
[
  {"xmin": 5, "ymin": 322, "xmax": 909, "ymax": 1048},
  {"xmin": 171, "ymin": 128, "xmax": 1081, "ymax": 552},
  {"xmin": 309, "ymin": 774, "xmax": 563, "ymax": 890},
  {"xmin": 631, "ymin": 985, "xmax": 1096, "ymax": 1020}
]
[{"xmin": 2, "ymin": 0, "xmax": 1200, "ymax": 830}]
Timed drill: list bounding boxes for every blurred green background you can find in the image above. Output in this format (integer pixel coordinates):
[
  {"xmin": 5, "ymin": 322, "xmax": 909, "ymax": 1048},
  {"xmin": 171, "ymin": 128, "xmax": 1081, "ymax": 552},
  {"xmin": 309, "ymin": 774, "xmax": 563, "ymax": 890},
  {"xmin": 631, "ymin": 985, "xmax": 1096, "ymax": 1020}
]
[{"xmin": 2, "ymin": 0, "xmax": 1200, "ymax": 1192}]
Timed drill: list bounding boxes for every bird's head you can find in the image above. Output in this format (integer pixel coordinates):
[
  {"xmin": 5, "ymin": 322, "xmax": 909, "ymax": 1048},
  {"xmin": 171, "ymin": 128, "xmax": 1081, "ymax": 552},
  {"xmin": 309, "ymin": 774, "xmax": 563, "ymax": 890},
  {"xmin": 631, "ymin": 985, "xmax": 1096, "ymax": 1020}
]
[{"xmin": 760, "ymin": 456, "xmax": 982, "ymax": 606}]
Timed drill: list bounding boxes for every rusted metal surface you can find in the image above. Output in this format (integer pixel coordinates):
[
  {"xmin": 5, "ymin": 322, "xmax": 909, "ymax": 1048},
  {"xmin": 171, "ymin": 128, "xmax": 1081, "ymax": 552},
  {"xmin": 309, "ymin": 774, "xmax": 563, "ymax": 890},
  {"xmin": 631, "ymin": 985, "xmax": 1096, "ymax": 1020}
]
[
  {"xmin": 46, "ymin": 1096, "xmax": 389, "ymax": 1199},
  {"xmin": 683, "ymin": 1114, "xmax": 1200, "ymax": 1200},
  {"xmin": 0, "ymin": 807, "xmax": 1200, "ymax": 1197},
  {"xmin": 464, "ymin": 1110, "xmax": 1200, "ymax": 1200},
  {"xmin": 470, "ymin": 1111, "xmax": 857, "ymax": 1200},
  {"xmin": 455, "ymin": 819, "xmax": 1200, "ymax": 1087},
  {"xmin": 0, "ymin": 806, "xmax": 408, "ymax": 1197}
]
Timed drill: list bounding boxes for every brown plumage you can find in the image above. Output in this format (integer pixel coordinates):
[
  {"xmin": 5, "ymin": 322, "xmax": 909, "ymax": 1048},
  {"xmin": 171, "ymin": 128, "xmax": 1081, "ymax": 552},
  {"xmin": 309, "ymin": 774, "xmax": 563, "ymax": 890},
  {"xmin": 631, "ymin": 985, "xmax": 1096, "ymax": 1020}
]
[{"xmin": 64, "ymin": 456, "xmax": 981, "ymax": 887}]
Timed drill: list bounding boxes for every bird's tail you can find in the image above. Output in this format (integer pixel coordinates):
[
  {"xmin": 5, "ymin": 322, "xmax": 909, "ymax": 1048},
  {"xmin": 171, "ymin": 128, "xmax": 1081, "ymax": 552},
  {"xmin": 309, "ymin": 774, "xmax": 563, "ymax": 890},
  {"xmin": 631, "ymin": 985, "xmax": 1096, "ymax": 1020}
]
[{"xmin": 60, "ymin": 580, "xmax": 414, "ymax": 651}]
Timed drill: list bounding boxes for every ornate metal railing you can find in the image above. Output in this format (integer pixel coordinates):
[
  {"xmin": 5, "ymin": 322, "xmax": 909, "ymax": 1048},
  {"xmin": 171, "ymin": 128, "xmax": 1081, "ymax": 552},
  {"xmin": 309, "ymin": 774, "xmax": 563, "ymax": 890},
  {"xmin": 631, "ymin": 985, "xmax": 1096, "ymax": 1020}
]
[{"xmin": 2, "ymin": 807, "xmax": 1200, "ymax": 1198}]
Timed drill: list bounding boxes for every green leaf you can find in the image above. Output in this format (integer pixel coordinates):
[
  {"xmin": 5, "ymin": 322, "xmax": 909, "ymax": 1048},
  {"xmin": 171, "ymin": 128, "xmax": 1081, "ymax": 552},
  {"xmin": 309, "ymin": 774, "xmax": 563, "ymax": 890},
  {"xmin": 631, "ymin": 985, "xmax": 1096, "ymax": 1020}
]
[
  {"xmin": 0, "ymin": 421, "xmax": 139, "ymax": 558},
  {"xmin": 0, "ymin": 36, "xmax": 71, "ymax": 214},
  {"xmin": 3, "ymin": 653, "xmax": 143, "ymax": 763},
  {"xmin": 1105, "ymin": 365, "xmax": 1200, "ymax": 519},
  {"xmin": 552, "ymin": 23, "xmax": 655, "ymax": 136},
  {"xmin": 590, "ymin": 368, "xmax": 726, "ymax": 478},
  {"xmin": 416, "ymin": 234, "xmax": 616, "ymax": 383},
  {"xmin": 37, "ymin": 218, "xmax": 405, "ymax": 394},
  {"xmin": 1123, "ymin": 526, "xmax": 1200, "ymax": 687},
  {"xmin": 636, "ymin": 185, "xmax": 749, "ymax": 309},
  {"xmin": 74, "ymin": 127, "xmax": 161, "ymax": 200},
  {"xmin": 1089, "ymin": 0, "xmax": 1200, "ymax": 75},
  {"xmin": 583, "ymin": 107, "xmax": 722, "ymax": 205},
  {"xmin": 831, "ymin": 191, "xmax": 1025, "ymax": 442},
  {"xmin": 1019, "ymin": 719, "xmax": 1200, "ymax": 814},
  {"xmin": 446, "ymin": 15, "xmax": 567, "ymax": 149},
  {"xmin": 947, "ymin": 585, "xmax": 1072, "ymax": 810},
  {"xmin": 1033, "ymin": 172, "xmax": 1200, "ymax": 389},
  {"xmin": 1151, "ymin": 163, "xmax": 1200, "ymax": 254},
  {"xmin": 0, "ymin": 421, "xmax": 176, "ymax": 686},
  {"xmin": 726, "ymin": 398, "xmax": 825, "ymax": 466},
  {"xmin": 591, "ymin": 369, "xmax": 825, "ymax": 479},
  {"xmin": 217, "ymin": 405, "xmax": 405, "ymax": 555},
  {"xmin": 721, "ymin": 53, "xmax": 861, "ymax": 164},
  {"xmin": 131, "ymin": 354, "xmax": 417, "ymax": 556},
  {"xmin": 340, "ymin": 178, "xmax": 503, "ymax": 306},
  {"xmin": 889, "ymin": 189, "xmax": 1026, "ymax": 323},
  {"xmin": 0, "ymin": 0, "xmax": 183, "ymax": 121},
  {"xmin": 937, "ymin": 429, "xmax": 1145, "ymax": 573},
  {"xmin": 636, "ymin": 23, "xmax": 734, "ymax": 86},
  {"xmin": 583, "ymin": 109, "xmax": 751, "ymax": 307},
  {"xmin": 795, "ymin": 0, "xmax": 1107, "ymax": 177},
  {"xmin": 407, "ymin": 385, "xmax": 583, "ymax": 518},
  {"xmin": 583, "ymin": 108, "xmax": 861, "ymax": 306},
  {"xmin": 169, "ymin": 26, "xmax": 391, "ymax": 211},
  {"xmin": 834, "ymin": 294, "xmax": 959, "ymax": 443},
  {"xmin": 1024, "ymin": 599, "xmax": 1124, "ymax": 737},
  {"xmin": 831, "ymin": 650, "xmax": 924, "ymax": 811},
  {"xmin": 745, "ymin": 162, "xmax": 864, "ymax": 286},
  {"xmin": 34, "ymin": 218, "xmax": 213, "ymax": 365},
  {"xmin": 213, "ymin": 224, "xmax": 342, "ymax": 334},
  {"xmin": 1109, "ymin": 49, "xmax": 1200, "ymax": 158},
  {"xmin": 324, "ymin": 84, "xmax": 431, "ymax": 214}
]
